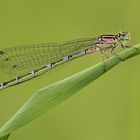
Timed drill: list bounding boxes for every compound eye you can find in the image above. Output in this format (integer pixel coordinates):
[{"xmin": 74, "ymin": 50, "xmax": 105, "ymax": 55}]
[
  {"xmin": 122, "ymin": 32, "xmax": 128, "ymax": 37},
  {"xmin": 120, "ymin": 32, "xmax": 128, "ymax": 35},
  {"xmin": 122, "ymin": 34, "xmax": 126, "ymax": 36}
]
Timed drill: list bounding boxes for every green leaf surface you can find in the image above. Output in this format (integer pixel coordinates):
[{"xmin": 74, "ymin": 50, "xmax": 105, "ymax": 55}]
[{"xmin": 0, "ymin": 44, "xmax": 140, "ymax": 140}]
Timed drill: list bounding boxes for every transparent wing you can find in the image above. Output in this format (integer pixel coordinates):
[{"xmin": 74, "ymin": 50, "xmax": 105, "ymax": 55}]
[
  {"xmin": 0, "ymin": 37, "xmax": 97, "ymax": 78},
  {"xmin": 60, "ymin": 37, "xmax": 96, "ymax": 56},
  {"xmin": 0, "ymin": 43, "xmax": 62, "ymax": 78}
]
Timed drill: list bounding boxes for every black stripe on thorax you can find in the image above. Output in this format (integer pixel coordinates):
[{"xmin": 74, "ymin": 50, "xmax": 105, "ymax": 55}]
[{"xmin": 100, "ymin": 35, "xmax": 118, "ymax": 39}]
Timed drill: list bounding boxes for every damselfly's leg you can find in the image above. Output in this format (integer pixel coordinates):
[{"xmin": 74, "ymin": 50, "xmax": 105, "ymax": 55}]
[
  {"xmin": 100, "ymin": 50, "xmax": 106, "ymax": 72},
  {"xmin": 118, "ymin": 40, "xmax": 125, "ymax": 50},
  {"xmin": 96, "ymin": 46, "xmax": 107, "ymax": 72},
  {"xmin": 110, "ymin": 44, "xmax": 117, "ymax": 52},
  {"xmin": 131, "ymin": 46, "xmax": 139, "ymax": 50},
  {"xmin": 118, "ymin": 40, "xmax": 138, "ymax": 51},
  {"xmin": 112, "ymin": 52, "xmax": 125, "ymax": 61},
  {"xmin": 118, "ymin": 41, "xmax": 138, "ymax": 51},
  {"xmin": 102, "ymin": 50, "xmax": 109, "ymax": 59},
  {"xmin": 124, "ymin": 45, "xmax": 139, "ymax": 51},
  {"xmin": 110, "ymin": 43, "xmax": 125, "ymax": 61},
  {"xmin": 96, "ymin": 45, "xmax": 109, "ymax": 59}
]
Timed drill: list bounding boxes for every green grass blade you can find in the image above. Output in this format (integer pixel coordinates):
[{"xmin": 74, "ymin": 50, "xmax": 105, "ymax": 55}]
[
  {"xmin": 0, "ymin": 44, "xmax": 140, "ymax": 139},
  {"xmin": 0, "ymin": 134, "xmax": 10, "ymax": 140}
]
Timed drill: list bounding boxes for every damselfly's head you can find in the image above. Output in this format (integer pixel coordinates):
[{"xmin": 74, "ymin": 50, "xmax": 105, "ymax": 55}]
[{"xmin": 118, "ymin": 32, "xmax": 130, "ymax": 41}]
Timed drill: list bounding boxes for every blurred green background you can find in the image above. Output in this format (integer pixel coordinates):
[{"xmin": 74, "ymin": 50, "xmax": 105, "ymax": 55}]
[{"xmin": 0, "ymin": 0, "xmax": 140, "ymax": 140}]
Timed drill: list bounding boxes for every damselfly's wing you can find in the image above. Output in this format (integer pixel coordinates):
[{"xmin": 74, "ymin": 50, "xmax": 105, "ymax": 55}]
[
  {"xmin": 0, "ymin": 37, "xmax": 96, "ymax": 78},
  {"xmin": 60, "ymin": 37, "xmax": 96, "ymax": 56},
  {"xmin": 0, "ymin": 43, "xmax": 62, "ymax": 78}
]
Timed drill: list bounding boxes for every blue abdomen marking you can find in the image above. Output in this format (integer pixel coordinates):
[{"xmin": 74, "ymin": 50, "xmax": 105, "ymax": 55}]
[{"xmin": 63, "ymin": 56, "xmax": 69, "ymax": 61}]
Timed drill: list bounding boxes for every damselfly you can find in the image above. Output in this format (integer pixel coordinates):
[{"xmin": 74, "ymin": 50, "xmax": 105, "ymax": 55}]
[{"xmin": 0, "ymin": 31, "xmax": 130, "ymax": 90}]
